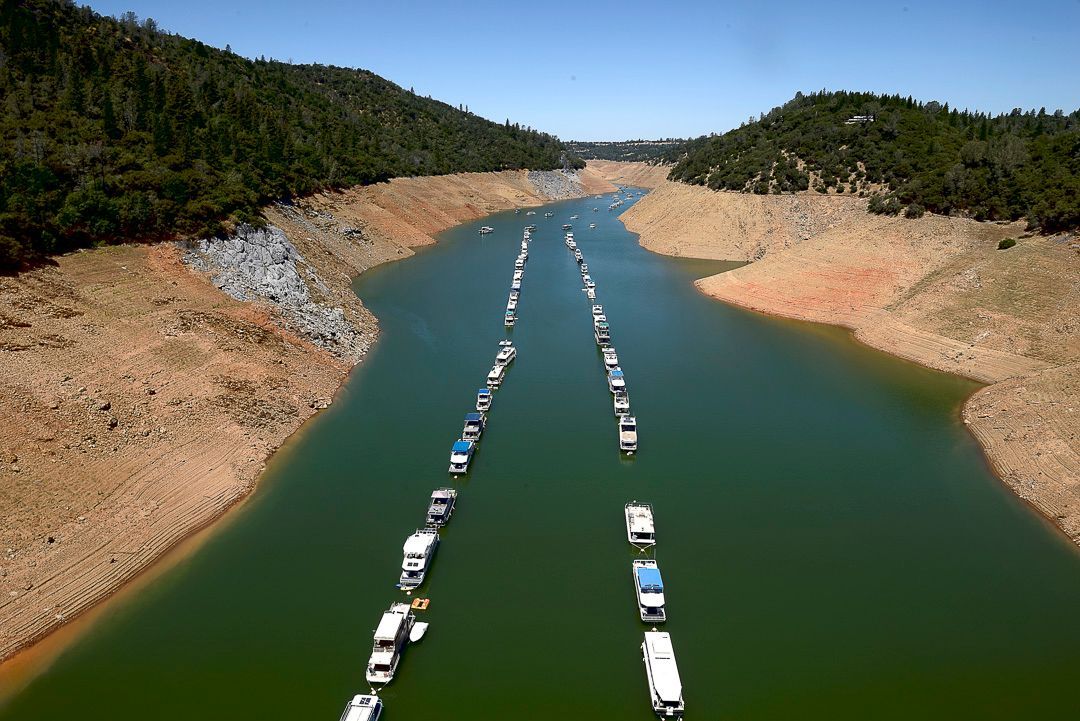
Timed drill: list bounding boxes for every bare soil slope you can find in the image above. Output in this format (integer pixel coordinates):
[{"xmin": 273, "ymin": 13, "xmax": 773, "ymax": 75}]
[
  {"xmin": 620, "ymin": 176, "xmax": 1080, "ymax": 544},
  {"xmin": 588, "ymin": 160, "xmax": 671, "ymax": 189},
  {"xmin": 0, "ymin": 168, "xmax": 605, "ymax": 663}
]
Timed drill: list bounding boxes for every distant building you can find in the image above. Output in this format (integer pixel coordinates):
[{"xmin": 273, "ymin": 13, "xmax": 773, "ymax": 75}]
[{"xmin": 844, "ymin": 114, "xmax": 876, "ymax": 125}]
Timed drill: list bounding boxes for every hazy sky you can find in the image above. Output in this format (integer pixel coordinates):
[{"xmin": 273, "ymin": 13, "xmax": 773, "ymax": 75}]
[{"xmin": 86, "ymin": 0, "xmax": 1080, "ymax": 140}]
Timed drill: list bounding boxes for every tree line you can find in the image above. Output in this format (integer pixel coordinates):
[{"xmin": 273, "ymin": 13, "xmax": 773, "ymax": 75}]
[
  {"xmin": 0, "ymin": 0, "xmax": 579, "ymax": 267},
  {"xmin": 664, "ymin": 90, "xmax": 1080, "ymax": 232}
]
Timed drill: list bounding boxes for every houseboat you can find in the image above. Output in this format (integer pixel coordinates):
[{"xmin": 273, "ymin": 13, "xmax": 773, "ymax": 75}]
[
  {"xmin": 461, "ymin": 412, "xmax": 486, "ymax": 442},
  {"xmin": 594, "ymin": 320, "xmax": 611, "ymax": 344},
  {"xmin": 504, "ymin": 310, "xmax": 516, "ymax": 327},
  {"xmin": 586, "ymin": 288, "xmax": 597, "ymax": 300},
  {"xmin": 496, "ymin": 343, "xmax": 517, "ymax": 365},
  {"xmin": 624, "ymin": 501, "xmax": 655, "ymax": 547},
  {"xmin": 642, "ymin": 631, "xmax": 684, "ymax": 717},
  {"xmin": 426, "ymin": 487, "xmax": 457, "ymax": 527},
  {"xmin": 603, "ymin": 346, "xmax": 619, "ymax": 370},
  {"xmin": 479, "ymin": 226, "xmax": 494, "ymax": 234},
  {"xmin": 448, "ymin": 439, "xmax": 475, "ymax": 474},
  {"xmin": 608, "ymin": 368, "xmax": 626, "ymax": 393},
  {"xmin": 365, "ymin": 602, "xmax": 415, "ymax": 684},
  {"xmin": 633, "ymin": 559, "xmax": 666, "ymax": 622},
  {"xmin": 476, "ymin": 387, "xmax": 492, "ymax": 411},
  {"xmin": 592, "ymin": 304, "xmax": 604, "ymax": 317},
  {"xmin": 562, "ymin": 223, "xmax": 573, "ymax": 230},
  {"xmin": 339, "ymin": 694, "xmax": 383, "ymax": 721},
  {"xmin": 619, "ymin": 415, "xmax": 638, "ymax": 454},
  {"xmin": 613, "ymin": 390, "xmax": 630, "ymax": 415},
  {"xmin": 398, "ymin": 527, "xmax": 439, "ymax": 590},
  {"xmin": 486, "ymin": 364, "xmax": 505, "ymax": 388}
]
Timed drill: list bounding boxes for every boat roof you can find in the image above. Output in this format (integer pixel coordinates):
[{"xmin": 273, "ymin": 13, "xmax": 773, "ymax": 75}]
[
  {"xmin": 464, "ymin": 412, "xmax": 483, "ymax": 422},
  {"xmin": 477, "ymin": 388, "xmax": 491, "ymax": 395},
  {"xmin": 431, "ymin": 488, "xmax": 454, "ymax": 499},
  {"xmin": 374, "ymin": 610, "xmax": 406, "ymax": 640},
  {"xmin": 627, "ymin": 505, "xmax": 654, "ymax": 533},
  {"xmin": 637, "ymin": 566, "xmax": 664, "ymax": 590},
  {"xmin": 341, "ymin": 695, "xmax": 380, "ymax": 721},
  {"xmin": 452, "ymin": 440, "xmax": 473, "ymax": 452},
  {"xmin": 404, "ymin": 530, "xmax": 436, "ymax": 553},
  {"xmin": 644, "ymin": 632, "xmax": 683, "ymax": 702},
  {"xmin": 610, "ymin": 370, "xmax": 624, "ymax": 378}
]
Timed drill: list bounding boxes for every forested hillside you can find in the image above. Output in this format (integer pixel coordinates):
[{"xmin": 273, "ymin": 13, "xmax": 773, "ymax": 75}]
[
  {"xmin": 0, "ymin": 0, "xmax": 578, "ymax": 267},
  {"xmin": 666, "ymin": 91, "xmax": 1080, "ymax": 231},
  {"xmin": 566, "ymin": 139, "xmax": 681, "ymax": 162}
]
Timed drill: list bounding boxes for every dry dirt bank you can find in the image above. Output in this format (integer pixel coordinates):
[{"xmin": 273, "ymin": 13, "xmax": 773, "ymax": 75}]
[
  {"xmin": 0, "ymin": 168, "xmax": 607, "ymax": 664},
  {"xmin": 587, "ymin": 159, "xmax": 671, "ymax": 189},
  {"xmin": 620, "ymin": 175, "xmax": 1079, "ymax": 545}
]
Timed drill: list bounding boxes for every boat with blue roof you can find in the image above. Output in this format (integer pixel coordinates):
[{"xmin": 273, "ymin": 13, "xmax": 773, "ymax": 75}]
[
  {"xmin": 461, "ymin": 412, "xmax": 486, "ymax": 442},
  {"xmin": 448, "ymin": 439, "xmax": 475, "ymax": 474},
  {"xmin": 476, "ymin": 387, "xmax": 492, "ymax": 411},
  {"xmin": 633, "ymin": 559, "xmax": 666, "ymax": 622}
]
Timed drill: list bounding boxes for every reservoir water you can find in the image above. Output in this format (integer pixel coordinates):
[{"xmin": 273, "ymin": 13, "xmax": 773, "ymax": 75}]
[{"xmin": 2, "ymin": 191, "xmax": 1079, "ymax": 719}]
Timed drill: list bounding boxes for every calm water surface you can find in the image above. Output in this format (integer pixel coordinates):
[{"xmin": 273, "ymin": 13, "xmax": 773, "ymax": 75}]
[{"xmin": 2, "ymin": 191, "xmax": 1079, "ymax": 719}]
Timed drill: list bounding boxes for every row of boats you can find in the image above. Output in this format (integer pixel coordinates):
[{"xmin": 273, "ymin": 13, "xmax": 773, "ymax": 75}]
[
  {"xmin": 343, "ymin": 226, "xmax": 535, "ymax": 721},
  {"xmin": 625, "ymin": 501, "xmax": 685, "ymax": 718},
  {"xmin": 564, "ymin": 228, "xmax": 638, "ymax": 453}
]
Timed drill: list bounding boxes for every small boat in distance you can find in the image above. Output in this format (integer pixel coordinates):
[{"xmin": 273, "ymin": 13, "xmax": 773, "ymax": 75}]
[
  {"xmin": 633, "ymin": 559, "xmax": 666, "ymax": 622},
  {"xmin": 449, "ymin": 439, "xmax": 476, "ymax": 474},
  {"xmin": 526, "ymin": 211, "xmax": 536, "ymax": 216},
  {"xmin": 595, "ymin": 320, "xmax": 611, "ymax": 344},
  {"xmin": 562, "ymin": 223, "xmax": 573, "ymax": 230},
  {"xmin": 570, "ymin": 214, "xmax": 579, "ymax": 219},
  {"xmin": 476, "ymin": 387, "xmax": 492, "ymax": 411},
  {"xmin": 339, "ymin": 694, "xmax": 383, "ymax": 721},
  {"xmin": 486, "ymin": 364, "xmax": 505, "ymax": 388},
  {"xmin": 608, "ymin": 368, "xmax": 626, "ymax": 393},
  {"xmin": 398, "ymin": 527, "xmax": 439, "ymax": 590},
  {"xmin": 625, "ymin": 501, "xmax": 655, "ymax": 547},
  {"xmin": 586, "ymin": 288, "xmax": 597, "ymax": 300},
  {"xmin": 580, "ymin": 263, "xmax": 589, "ymax": 274},
  {"xmin": 603, "ymin": 346, "xmax": 619, "ymax": 370},
  {"xmin": 426, "ymin": 487, "xmax": 457, "ymax": 527},
  {"xmin": 479, "ymin": 226, "xmax": 494, "ymax": 234},
  {"xmin": 504, "ymin": 310, "xmax": 516, "ymax": 327},
  {"xmin": 592, "ymin": 304, "xmax": 604, "ymax": 317},
  {"xmin": 544, "ymin": 211, "xmax": 554, "ymax": 217},
  {"xmin": 365, "ymin": 602, "xmax": 415, "ymax": 684},
  {"xmin": 642, "ymin": 631, "xmax": 684, "ymax": 717},
  {"xmin": 589, "ymin": 223, "xmax": 597, "ymax": 228},
  {"xmin": 619, "ymin": 415, "xmax": 638, "ymax": 454}
]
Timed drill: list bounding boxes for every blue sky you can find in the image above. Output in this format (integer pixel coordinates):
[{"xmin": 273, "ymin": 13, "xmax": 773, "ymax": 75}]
[{"xmin": 85, "ymin": 0, "xmax": 1080, "ymax": 140}]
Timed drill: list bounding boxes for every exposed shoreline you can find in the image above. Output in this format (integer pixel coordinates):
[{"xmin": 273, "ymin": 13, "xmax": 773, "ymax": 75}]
[
  {"xmin": 595, "ymin": 161, "xmax": 1079, "ymax": 547},
  {"xmin": 0, "ymin": 167, "xmax": 617, "ymax": 671}
]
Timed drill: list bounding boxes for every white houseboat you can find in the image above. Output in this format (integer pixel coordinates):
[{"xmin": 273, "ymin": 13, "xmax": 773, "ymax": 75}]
[
  {"xmin": 398, "ymin": 528, "xmax": 439, "ymax": 590},
  {"xmin": 625, "ymin": 501, "xmax": 655, "ymax": 547},
  {"xmin": 495, "ymin": 343, "xmax": 517, "ymax": 365},
  {"xmin": 476, "ymin": 387, "xmax": 492, "ymax": 411},
  {"xmin": 613, "ymin": 390, "xmax": 630, "ymax": 415},
  {"xmin": 339, "ymin": 694, "xmax": 382, "ymax": 721},
  {"xmin": 486, "ymin": 364, "xmax": 506, "ymax": 388},
  {"xmin": 461, "ymin": 412, "xmax": 486, "ymax": 442},
  {"xmin": 619, "ymin": 415, "xmax": 638, "ymax": 454},
  {"xmin": 365, "ymin": 602, "xmax": 415, "ymax": 684},
  {"xmin": 642, "ymin": 631, "xmax": 684, "ymax": 717},
  {"xmin": 594, "ymin": 320, "xmax": 611, "ymax": 344}
]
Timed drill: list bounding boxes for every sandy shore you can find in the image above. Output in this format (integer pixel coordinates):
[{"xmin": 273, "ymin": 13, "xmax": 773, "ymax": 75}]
[
  {"xmin": 0, "ymin": 167, "xmax": 615, "ymax": 665},
  {"xmin": 593, "ymin": 162, "xmax": 1080, "ymax": 546}
]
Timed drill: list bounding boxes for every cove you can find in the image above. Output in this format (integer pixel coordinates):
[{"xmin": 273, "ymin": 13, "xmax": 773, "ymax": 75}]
[{"xmin": 2, "ymin": 191, "xmax": 1079, "ymax": 720}]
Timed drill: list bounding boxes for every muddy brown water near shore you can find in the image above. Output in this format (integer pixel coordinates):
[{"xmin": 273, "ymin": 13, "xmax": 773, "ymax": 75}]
[{"xmin": 2, "ymin": 191, "xmax": 1079, "ymax": 719}]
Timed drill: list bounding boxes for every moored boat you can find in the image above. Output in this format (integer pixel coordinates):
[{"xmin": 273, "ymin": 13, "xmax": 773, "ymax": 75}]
[
  {"xmin": 603, "ymin": 346, "xmax": 619, "ymax": 370},
  {"xmin": 592, "ymin": 304, "xmax": 604, "ymax": 317},
  {"xmin": 613, "ymin": 389, "xmax": 630, "ymax": 415},
  {"xmin": 398, "ymin": 527, "xmax": 439, "ymax": 590},
  {"xmin": 409, "ymin": 622, "xmax": 429, "ymax": 643},
  {"xmin": 339, "ymin": 694, "xmax": 383, "ymax": 721},
  {"xmin": 365, "ymin": 602, "xmax": 415, "ymax": 684},
  {"xmin": 486, "ymin": 364, "xmax": 505, "ymax": 388},
  {"xmin": 642, "ymin": 631, "xmax": 684, "ymax": 717},
  {"xmin": 633, "ymin": 559, "xmax": 665, "ymax": 622},
  {"xmin": 495, "ymin": 342, "xmax": 517, "ymax": 365},
  {"xmin": 586, "ymin": 288, "xmax": 597, "ymax": 300},
  {"xmin": 619, "ymin": 415, "xmax": 638, "ymax": 454},
  {"xmin": 594, "ymin": 320, "xmax": 611, "ymax": 344},
  {"xmin": 504, "ymin": 310, "xmax": 516, "ymax": 327},
  {"xmin": 479, "ymin": 226, "xmax": 494, "ymax": 234},
  {"xmin": 625, "ymin": 501, "xmax": 655, "ymax": 547},
  {"xmin": 426, "ymin": 487, "xmax": 458, "ymax": 526},
  {"xmin": 476, "ymin": 387, "xmax": 492, "ymax": 411},
  {"xmin": 462, "ymin": 412, "xmax": 486, "ymax": 442},
  {"xmin": 448, "ymin": 439, "xmax": 475, "ymax": 474},
  {"xmin": 608, "ymin": 367, "xmax": 626, "ymax": 393}
]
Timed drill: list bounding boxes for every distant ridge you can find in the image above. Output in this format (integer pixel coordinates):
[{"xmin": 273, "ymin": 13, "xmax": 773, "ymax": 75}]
[
  {"xmin": 0, "ymin": 0, "xmax": 581, "ymax": 266},
  {"xmin": 663, "ymin": 90, "xmax": 1080, "ymax": 231}
]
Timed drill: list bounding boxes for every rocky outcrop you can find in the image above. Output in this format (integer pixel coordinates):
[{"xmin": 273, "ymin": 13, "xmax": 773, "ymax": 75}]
[
  {"xmin": 527, "ymin": 169, "xmax": 592, "ymax": 200},
  {"xmin": 184, "ymin": 225, "xmax": 366, "ymax": 362}
]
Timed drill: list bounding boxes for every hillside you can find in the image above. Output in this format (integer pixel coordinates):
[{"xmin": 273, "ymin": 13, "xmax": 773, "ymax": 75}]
[
  {"xmin": 0, "ymin": 0, "xmax": 580, "ymax": 267},
  {"xmin": 665, "ymin": 91, "xmax": 1080, "ymax": 231},
  {"xmin": 567, "ymin": 139, "xmax": 681, "ymax": 162}
]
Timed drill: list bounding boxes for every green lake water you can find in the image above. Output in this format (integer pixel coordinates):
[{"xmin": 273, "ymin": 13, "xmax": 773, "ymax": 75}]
[{"xmin": 2, "ymin": 190, "xmax": 1079, "ymax": 719}]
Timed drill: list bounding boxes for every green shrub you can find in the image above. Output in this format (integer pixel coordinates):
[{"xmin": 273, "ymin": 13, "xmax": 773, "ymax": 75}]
[
  {"xmin": 904, "ymin": 203, "xmax": 925, "ymax": 218},
  {"xmin": 997, "ymin": 237, "xmax": 1017, "ymax": 250}
]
